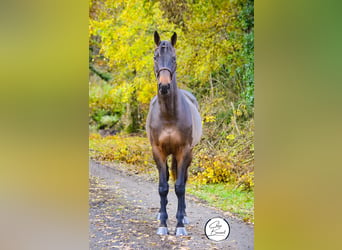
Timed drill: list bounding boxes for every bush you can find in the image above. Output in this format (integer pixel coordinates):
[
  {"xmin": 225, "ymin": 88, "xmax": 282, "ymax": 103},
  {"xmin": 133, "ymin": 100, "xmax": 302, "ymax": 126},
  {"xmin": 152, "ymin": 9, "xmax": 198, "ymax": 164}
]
[
  {"xmin": 190, "ymin": 117, "xmax": 254, "ymax": 191},
  {"xmin": 89, "ymin": 82, "xmax": 126, "ymax": 130},
  {"xmin": 89, "ymin": 133, "xmax": 154, "ymax": 171}
]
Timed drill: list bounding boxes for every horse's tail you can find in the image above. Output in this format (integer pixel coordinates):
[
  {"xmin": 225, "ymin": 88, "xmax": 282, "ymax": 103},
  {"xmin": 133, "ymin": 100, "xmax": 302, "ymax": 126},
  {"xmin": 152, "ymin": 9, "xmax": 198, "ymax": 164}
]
[{"xmin": 171, "ymin": 155, "xmax": 177, "ymax": 181}]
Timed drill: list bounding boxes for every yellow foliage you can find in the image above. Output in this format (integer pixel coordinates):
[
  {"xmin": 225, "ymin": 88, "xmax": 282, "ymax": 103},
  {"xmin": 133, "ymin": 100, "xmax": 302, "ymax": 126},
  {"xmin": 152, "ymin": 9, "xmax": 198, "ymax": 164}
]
[
  {"xmin": 203, "ymin": 115, "xmax": 216, "ymax": 123},
  {"xmin": 89, "ymin": 133, "xmax": 154, "ymax": 170},
  {"xmin": 190, "ymin": 118, "xmax": 254, "ymax": 190},
  {"xmin": 238, "ymin": 171, "xmax": 254, "ymax": 191},
  {"xmin": 235, "ymin": 109, "xmax": 242, "ymax": 117},
  {"xmin": 190, "ymin": 152, "xmax": 234, "ymax": 185},
  {"xmin": 226, "ymin": 134, "xmax": 235, "ymax": 140}
]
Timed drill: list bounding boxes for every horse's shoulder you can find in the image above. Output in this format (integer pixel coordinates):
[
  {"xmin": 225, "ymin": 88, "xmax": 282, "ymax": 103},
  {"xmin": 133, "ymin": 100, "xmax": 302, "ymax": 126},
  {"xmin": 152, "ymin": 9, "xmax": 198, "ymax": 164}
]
[
  {"xmin": 148, "ymin": 95, "xmax": 159, "ymax": 114},
  {"xmin": 150, "ymin": 95, "xmax": 158, "ymax": 107},
  {"xmin": 178, "ymin": 89, "xmax": 202, "ymax": 147},
  {"xmin": 179, "ymin": 89, "xmax": 199, "ymax": 110},
  {"xmin": 146, "ymin": 96, "xmax": 158, "ymax": 136}
]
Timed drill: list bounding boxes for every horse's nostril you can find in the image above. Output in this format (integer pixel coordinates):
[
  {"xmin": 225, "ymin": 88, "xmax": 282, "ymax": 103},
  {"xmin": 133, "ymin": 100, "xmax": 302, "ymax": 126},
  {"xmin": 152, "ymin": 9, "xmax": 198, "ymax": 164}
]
[{"xmin": 159, "ymin": 84, "xmax": 170, "ymax": 95}]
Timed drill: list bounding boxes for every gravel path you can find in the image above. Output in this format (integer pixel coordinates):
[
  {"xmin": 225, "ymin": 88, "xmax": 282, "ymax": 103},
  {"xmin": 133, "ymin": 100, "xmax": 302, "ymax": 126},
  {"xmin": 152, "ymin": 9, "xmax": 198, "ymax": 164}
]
[{"xmin": 89, "ymin": 160, "xmax": 254, "ymax": 249}]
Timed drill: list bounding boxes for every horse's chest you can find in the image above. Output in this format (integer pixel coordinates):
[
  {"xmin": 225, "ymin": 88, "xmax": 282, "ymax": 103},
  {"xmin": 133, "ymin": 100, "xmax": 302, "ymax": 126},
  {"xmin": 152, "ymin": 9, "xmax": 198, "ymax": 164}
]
[{"xmin": 158, "ymin": 127, "xmax": 182, "ymax": 149}]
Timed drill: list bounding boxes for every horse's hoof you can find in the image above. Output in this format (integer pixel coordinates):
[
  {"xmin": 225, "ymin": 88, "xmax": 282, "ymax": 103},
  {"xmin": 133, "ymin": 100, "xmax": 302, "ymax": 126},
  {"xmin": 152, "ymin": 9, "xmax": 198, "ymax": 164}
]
[
  {"xmin": 183, "ymin": 216, "xmax": 189, "ymax": 224},
  {"xmin": 156, "ymin": 213, "xmax": 161, "ymax": 220},
  {"xmin": 175, "ymin": 227, "xmax": 188, "ymax": 236},
  {"xmin": 156, "ymin": 227, "xmax": 169, "ymax": 235}
]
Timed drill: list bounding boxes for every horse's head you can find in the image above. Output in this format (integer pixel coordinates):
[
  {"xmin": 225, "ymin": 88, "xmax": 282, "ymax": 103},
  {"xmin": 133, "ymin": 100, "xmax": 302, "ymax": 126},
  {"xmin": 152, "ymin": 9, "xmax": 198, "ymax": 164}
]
[{"xmin": 153, "ymin": 31, "xmax": 177, "ymax": 95}]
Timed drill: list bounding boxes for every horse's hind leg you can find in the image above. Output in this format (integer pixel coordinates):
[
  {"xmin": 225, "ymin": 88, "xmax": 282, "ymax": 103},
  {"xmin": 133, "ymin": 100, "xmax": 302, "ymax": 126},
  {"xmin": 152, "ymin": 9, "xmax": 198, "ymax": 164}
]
[
  {"xmin": 183, "ymin": 169, "xmax": 189, "ymax": 224},
  {"xmin": 152, "ymin": 147, "xmax": 169, "ymax": 235},
  {"xmin": 174, "ymin": 147, "xmax": 192, "ymax": 236}
]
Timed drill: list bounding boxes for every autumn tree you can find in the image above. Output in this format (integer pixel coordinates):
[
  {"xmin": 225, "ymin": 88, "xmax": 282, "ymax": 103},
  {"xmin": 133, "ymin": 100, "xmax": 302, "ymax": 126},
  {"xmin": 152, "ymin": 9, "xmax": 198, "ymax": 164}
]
[{"xmin": 89, "ymin": 0, "xmax": 254, "ymax": 133}]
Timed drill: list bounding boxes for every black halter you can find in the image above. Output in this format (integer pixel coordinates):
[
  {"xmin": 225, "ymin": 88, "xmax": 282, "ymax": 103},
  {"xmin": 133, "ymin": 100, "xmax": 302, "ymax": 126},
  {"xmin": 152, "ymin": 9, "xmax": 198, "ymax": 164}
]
[{"xmin": 156, "ymin": 67, "xmax": 174, "ymax": 81}]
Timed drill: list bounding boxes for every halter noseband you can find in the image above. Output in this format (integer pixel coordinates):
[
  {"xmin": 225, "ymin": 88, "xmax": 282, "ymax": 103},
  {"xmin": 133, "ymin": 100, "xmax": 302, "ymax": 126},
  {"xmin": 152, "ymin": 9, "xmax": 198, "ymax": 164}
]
[{"xmin": 156, "ymin": 67, "xmax": 174, "ymax": 81}]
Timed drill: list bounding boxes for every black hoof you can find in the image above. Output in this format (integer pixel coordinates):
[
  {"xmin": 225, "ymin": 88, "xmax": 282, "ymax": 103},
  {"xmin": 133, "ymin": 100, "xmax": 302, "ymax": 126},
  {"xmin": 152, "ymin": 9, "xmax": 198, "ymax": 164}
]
[
  {"xmin": 156, "ymin": 227, "xmax": 169, "ymax": 235},
  {"xmin": 183, "ymin": 216, "xmax": 189, "ymax": 224},
  {"xmin": 175, "ymin": 227, "xmax": 188, "ymax": 236}
]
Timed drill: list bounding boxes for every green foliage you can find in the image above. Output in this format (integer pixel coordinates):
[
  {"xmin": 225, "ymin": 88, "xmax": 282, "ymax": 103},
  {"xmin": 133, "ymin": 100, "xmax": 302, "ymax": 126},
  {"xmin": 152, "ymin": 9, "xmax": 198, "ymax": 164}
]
[
  {"xmin": 89, "ymin": 82, "xmax": 126, "ymax": 130},
  {"xmin": 100, "ymin": 115, "xmax": 119, "ymax": 128}
]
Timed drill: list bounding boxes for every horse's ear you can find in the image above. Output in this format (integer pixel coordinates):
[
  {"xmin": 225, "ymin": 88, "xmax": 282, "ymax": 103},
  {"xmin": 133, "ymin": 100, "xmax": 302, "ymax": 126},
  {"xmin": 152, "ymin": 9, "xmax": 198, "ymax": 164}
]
[
  {"xmin": 171, "ymin": 32, "xmax": 177, "ymax": 47},
  {"xmin": 154, "ymin": 31, "xmax": 160, "ymax": 46}
]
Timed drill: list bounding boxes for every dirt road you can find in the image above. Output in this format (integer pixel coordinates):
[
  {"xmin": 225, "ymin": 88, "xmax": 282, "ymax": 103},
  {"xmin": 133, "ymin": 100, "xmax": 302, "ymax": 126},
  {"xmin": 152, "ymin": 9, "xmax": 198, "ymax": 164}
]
[{"xmin": 89, "ymin": 160, "xmax": 254, "ymax": 249}]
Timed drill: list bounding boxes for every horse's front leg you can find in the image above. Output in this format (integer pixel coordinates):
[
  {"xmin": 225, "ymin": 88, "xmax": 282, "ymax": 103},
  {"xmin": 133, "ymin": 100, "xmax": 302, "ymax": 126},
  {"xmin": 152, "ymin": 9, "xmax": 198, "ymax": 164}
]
[
  {"xmin": 174, "ymin": 147, "xmax": 192, "ymax": 236},
  {"xmin": 152, "ymin": 147, "xmax": 169, "ymax": 235},
  {"xmin": 172, "ymin": 155, "xmax": 189, "ymax": 225}
]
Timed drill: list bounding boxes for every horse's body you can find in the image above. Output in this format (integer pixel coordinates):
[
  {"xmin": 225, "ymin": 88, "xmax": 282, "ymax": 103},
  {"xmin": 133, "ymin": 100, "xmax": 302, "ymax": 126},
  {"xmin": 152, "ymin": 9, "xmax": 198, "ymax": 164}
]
[
  {"xmin": 146, "ymin": 31, "xmax": 202, "ymax": 236},
  {"xmin": 146, "ymin": 89, "xmax": 201, "ymax": 148}
]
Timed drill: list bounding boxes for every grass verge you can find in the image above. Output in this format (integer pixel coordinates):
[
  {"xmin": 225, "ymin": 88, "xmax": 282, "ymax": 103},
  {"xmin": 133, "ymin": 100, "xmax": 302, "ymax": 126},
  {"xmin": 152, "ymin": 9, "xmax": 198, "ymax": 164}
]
[{"xmin": 187, "ymin": 182, "xmax": 254, "ymax": 223}]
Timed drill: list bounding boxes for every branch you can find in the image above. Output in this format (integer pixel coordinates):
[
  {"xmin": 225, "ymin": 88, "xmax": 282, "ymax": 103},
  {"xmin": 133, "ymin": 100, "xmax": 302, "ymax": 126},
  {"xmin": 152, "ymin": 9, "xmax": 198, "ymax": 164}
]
[
  {"xmin": 89, "ymin": 64, "xmax": 111, "ymax": 82},
  {"xmin": 230, "ymin": 102, "xmax": 240, "ymax": 135}
]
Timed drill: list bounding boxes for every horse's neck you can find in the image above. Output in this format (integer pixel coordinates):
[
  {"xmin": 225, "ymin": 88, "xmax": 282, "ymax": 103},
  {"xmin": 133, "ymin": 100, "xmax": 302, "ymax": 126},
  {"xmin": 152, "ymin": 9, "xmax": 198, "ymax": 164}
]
[{"xmin": 158, "ymin": 79, "xmax": 179, "ymax": 120}]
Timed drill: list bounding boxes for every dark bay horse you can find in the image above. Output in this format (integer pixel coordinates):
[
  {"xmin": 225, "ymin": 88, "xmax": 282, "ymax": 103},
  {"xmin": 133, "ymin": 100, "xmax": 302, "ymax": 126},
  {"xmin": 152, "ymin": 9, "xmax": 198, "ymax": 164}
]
[{"xmin": 146, "ymin": 31, "xmax": 202, "ymax": 236}]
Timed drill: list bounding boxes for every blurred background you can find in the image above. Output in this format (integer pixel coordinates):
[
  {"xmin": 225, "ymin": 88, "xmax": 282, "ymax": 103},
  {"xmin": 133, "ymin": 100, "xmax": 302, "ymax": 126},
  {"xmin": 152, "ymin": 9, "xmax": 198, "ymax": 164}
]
[
  {"xmin": 1, "ymin": 0, "xmax": 342, "ymax": 249},
  {"xmin": 0, "ymin": 0, "xmax": 89, "ymax": 249}
]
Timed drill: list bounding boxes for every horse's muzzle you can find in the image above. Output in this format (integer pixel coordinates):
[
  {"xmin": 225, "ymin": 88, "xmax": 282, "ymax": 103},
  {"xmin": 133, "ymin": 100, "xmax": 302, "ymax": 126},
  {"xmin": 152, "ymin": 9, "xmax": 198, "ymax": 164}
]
[{"xmin": 159, "ymin": 83, "xmax": 171, "ymax": 95}]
